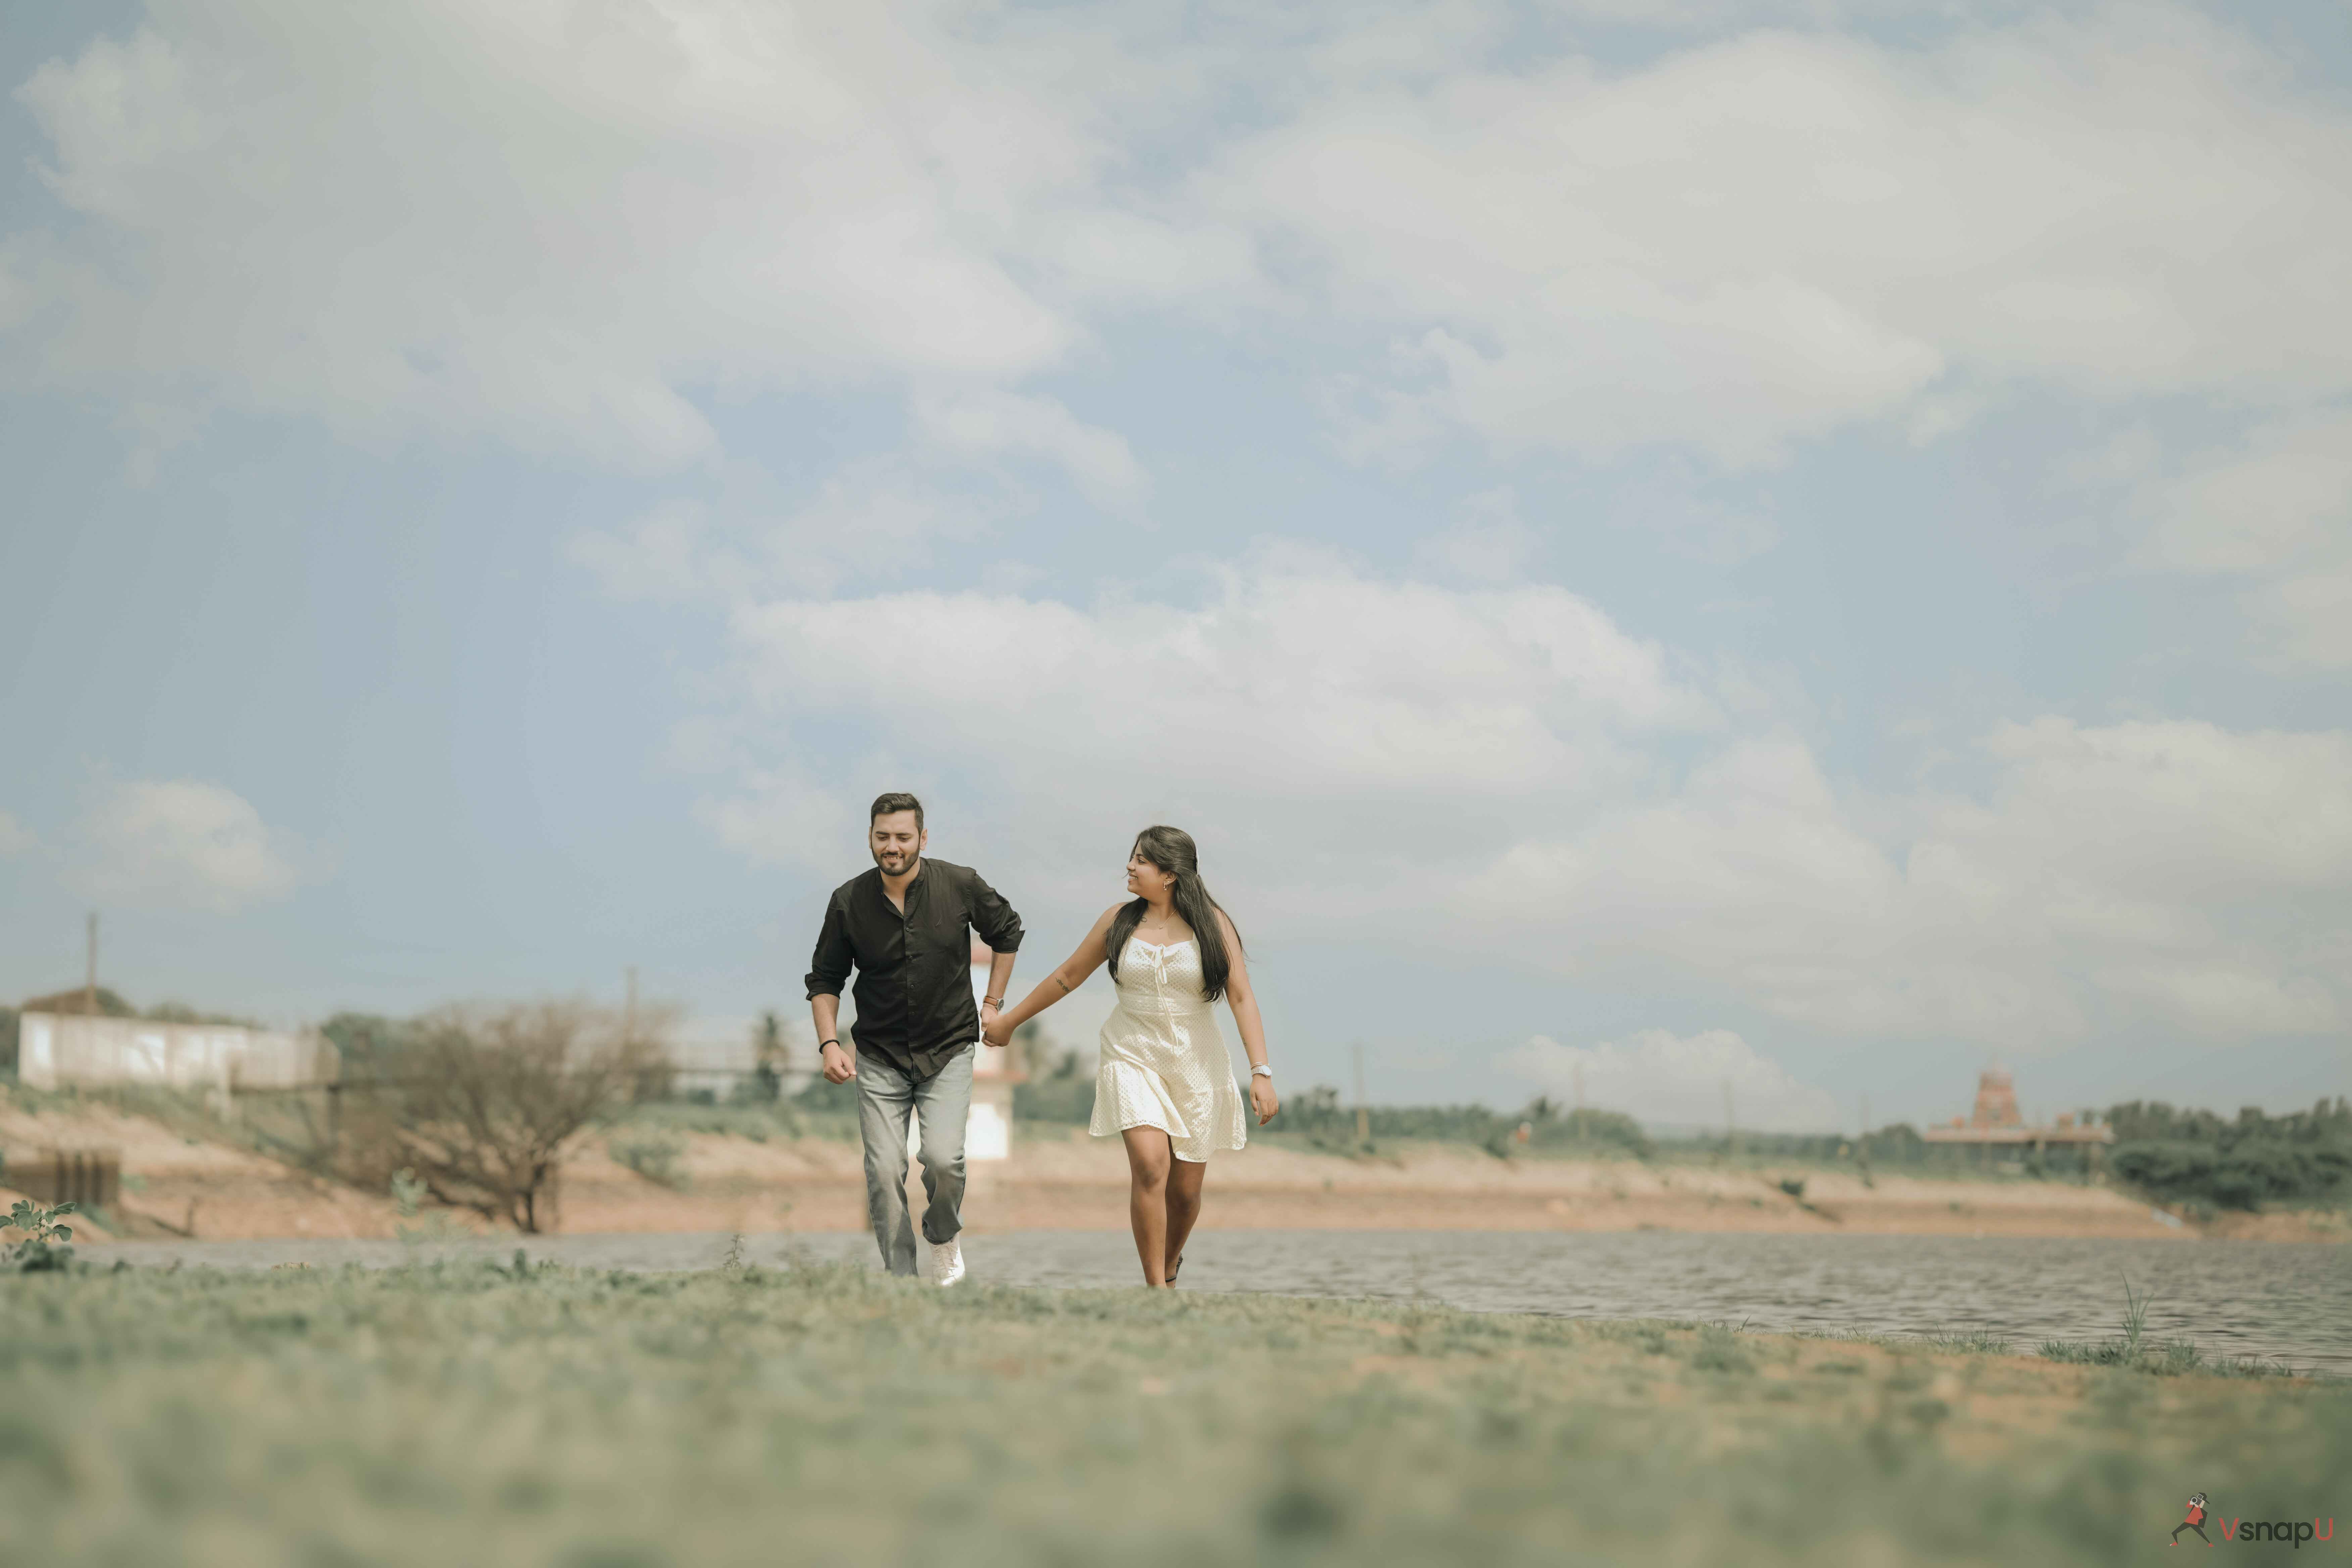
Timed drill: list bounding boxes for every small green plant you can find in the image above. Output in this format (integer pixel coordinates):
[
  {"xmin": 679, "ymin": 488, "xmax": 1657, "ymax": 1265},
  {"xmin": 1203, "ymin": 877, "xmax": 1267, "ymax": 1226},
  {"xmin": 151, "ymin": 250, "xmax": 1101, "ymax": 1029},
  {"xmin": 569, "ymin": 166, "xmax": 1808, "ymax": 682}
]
[
  {"xmin": 390, "ymin": 1167, "xmax": 427, "ymax": 1217},
  {"xmin": 2033, "ymin": 1275, "xmax": 2239, "ymax": 1375},
  {"xmin": 1691, "ymin": 1325, "xmax": 1756, "ymax": 1374},
  {"xmin": 1778, "ymin": 1176, "xmax": 1807, "ymax": 1199},
  {"xmin": 2118, "ymin": 1273, "xmax": 2150, "ymax": 1358},
  {"xmin": 389, "ymin": 1168, "xmax": 466, "ymax": 1244},
  {"xmin": 4, "ymin": 1197, "xmax": 78, "ymax": 1272}
]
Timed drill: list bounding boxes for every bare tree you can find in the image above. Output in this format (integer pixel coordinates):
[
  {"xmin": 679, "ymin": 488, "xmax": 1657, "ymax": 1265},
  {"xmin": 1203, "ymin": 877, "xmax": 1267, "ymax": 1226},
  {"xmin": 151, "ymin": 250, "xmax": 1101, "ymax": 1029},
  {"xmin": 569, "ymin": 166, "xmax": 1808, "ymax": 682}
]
[{"xmin": 376, "ymin": 1000, "xmax": 663, "ymax": 1233}]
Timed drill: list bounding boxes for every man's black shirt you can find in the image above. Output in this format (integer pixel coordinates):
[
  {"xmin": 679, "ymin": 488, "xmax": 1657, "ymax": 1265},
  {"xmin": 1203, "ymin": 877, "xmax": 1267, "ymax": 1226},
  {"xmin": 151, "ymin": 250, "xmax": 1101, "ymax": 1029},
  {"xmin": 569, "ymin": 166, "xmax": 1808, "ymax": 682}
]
[{"xmin": 804, "ymin": 859, "xmax": 1024, "ymax": 1080}]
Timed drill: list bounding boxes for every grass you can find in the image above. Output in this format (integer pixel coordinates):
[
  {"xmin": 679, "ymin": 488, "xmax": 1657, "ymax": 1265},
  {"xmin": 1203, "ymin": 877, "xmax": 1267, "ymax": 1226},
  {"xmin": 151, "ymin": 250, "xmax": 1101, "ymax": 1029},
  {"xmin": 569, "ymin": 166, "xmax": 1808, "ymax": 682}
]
[
  {"xmin": 2031, "ymin": 1275, "xmax": 2303, "ymax": 1380},
  {"xmin": 2, "ymin": 1261, "xmax": 2345, "ymax": 1566}
]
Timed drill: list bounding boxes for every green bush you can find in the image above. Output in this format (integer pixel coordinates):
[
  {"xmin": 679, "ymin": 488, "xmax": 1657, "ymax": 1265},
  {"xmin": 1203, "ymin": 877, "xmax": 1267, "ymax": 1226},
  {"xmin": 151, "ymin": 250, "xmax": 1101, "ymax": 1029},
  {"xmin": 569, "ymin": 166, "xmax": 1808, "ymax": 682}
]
[
  {"xmin": 2110, "ymin": 1140, "xmax": 2351, "ymax": 1211},
  {"xmin": 1273, "ymin": 1086, "xmax": 1653, "ymax": 1157},
  {"xmin": 2101, "ymin": 1098, "xmax": 2352, "ymax": 1211}
]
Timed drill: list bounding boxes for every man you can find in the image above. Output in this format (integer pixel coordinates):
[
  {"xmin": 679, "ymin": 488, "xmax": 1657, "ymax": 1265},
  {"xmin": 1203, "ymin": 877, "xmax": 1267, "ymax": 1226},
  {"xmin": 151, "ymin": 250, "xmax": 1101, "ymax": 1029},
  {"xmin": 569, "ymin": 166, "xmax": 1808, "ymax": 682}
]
[{"xmin": 807, "ymin": 792, "xmax": 1022, "ymax": 1285}]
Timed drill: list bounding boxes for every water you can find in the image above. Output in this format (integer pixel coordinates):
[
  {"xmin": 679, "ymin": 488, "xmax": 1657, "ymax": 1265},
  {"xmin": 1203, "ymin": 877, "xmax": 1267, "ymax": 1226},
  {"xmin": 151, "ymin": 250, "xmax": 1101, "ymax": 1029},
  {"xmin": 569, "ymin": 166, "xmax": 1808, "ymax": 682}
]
[{"xmin": 85, "ymin": 1229, "xmax": 2352, "ymax": 1374}]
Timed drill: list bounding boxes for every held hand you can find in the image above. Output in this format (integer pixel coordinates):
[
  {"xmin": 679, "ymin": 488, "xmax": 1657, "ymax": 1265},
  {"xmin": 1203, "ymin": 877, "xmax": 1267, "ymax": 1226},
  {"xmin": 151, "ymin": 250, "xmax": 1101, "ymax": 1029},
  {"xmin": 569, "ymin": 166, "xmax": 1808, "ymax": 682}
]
[
  {"xmin": 1250, "ymin": 1075, "xmax": 1279, "ymax": 1126},
  {"xmin": 981, "ymin": 1004, "xmax": 1011, "ymax": 1050},
  {"xmin": 820, "ymin": 1041, "xmax": 855, "ymax": 1084}
]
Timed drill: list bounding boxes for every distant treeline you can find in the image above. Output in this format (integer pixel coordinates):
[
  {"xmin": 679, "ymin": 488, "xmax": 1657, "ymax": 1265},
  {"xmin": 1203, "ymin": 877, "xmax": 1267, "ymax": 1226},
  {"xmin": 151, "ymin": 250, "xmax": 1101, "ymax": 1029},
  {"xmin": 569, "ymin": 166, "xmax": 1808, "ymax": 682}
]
[
  {"xmin": 1627, "ymin": 1099, "xmax": 2352, "ymax": 1212},
  {"xmin": 2101, "ymin": 1097, "xmax": 2351, "ymax": 1213},
  {"xmin": 1021, "ymin": 1057, "xmax": 2348, "ymax": 1213},
  {"xmin": 1015, "ymin": 1057, "xmax": 1649, "ymax": 1157}
]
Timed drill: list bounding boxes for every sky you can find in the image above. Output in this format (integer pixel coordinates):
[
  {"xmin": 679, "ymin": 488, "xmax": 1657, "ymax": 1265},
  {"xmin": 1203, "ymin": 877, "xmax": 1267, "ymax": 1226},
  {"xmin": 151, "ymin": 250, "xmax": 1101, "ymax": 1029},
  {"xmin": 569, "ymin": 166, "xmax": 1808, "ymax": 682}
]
[{"xmin": 2, "ymin": 0, "xmax": 2348, "ymax": 1132}]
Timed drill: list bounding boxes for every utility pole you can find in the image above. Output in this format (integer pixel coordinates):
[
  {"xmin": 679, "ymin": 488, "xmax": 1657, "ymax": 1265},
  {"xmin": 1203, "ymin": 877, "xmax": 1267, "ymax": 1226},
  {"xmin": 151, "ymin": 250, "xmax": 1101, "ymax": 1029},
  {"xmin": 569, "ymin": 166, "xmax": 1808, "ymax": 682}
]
[
  {"xmin": 1723, "ymin": 1078, "xmax": 1737, "ymax": 1161},
  {"xmin": 1353, "ymin": 1042, "xmax": 1369, "ymax": 1148},
  {"xmin": 84, "ymin": 911, "xmax": 98, "ymax": 1017}
]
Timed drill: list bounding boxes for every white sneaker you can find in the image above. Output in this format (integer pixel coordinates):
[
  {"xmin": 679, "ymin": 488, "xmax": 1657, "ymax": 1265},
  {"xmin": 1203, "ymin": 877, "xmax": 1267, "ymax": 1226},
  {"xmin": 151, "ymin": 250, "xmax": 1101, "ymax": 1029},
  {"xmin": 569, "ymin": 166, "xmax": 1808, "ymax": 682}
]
[{"xmin": 930, "ymin": 1237, "xmax": 966, "ymax": 1288}]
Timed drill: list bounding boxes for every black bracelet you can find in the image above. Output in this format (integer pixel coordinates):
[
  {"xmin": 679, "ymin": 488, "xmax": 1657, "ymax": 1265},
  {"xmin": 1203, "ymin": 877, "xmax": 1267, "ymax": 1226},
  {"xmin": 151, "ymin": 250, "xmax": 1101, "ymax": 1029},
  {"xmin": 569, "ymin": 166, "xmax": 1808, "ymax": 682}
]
[{"xmin": 820, "ymin": 1038, "xmax": 840, "ymax": 1049}]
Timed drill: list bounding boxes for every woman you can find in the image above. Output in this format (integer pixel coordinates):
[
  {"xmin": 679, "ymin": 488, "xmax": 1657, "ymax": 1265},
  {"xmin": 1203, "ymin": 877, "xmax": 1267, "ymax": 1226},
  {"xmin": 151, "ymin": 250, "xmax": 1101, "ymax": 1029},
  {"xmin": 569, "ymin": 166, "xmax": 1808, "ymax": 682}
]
[{"xmin": 986, "ymin": 826, "xmax": 1278, "ymax": 1287}]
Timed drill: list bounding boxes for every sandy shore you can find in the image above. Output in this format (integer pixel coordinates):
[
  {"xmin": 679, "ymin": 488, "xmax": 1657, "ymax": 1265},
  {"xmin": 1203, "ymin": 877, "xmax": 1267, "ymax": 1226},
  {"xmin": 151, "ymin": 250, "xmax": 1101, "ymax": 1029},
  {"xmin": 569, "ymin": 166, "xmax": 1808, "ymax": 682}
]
[{"xmin": 6, "ymin": 1093, "xmax": 2340, "ymax": 1246}]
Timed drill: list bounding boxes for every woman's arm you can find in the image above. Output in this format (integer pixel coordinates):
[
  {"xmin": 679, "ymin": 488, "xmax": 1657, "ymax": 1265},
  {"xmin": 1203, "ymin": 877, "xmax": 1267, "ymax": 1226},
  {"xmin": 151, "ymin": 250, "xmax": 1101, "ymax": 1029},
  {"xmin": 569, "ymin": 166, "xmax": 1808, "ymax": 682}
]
[
  {"xmin": 984, "ymin": 907, "xmax": 1117, "ymax": 1046},
  {"xmin": 1218, "ymin": 909, "xmax": 1279, "ymax": 1125}
]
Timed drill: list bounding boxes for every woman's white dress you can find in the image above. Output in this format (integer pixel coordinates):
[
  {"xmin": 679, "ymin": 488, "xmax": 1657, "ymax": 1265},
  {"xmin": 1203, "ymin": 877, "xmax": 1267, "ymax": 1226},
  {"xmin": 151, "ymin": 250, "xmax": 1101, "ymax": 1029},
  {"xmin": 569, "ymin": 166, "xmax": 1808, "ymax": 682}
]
[{"xmin": 1089, "ymin": 937, "xmax": 1247, "ymax": 1163}]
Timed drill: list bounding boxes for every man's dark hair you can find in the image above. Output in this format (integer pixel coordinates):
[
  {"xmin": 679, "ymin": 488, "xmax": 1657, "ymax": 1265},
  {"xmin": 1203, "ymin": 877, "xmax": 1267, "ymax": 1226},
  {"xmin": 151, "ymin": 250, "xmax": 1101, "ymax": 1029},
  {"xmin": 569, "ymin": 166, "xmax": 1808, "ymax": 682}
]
[{"xmin": 870, "ymin": 792, "xmax": 924, "ymax": 831}]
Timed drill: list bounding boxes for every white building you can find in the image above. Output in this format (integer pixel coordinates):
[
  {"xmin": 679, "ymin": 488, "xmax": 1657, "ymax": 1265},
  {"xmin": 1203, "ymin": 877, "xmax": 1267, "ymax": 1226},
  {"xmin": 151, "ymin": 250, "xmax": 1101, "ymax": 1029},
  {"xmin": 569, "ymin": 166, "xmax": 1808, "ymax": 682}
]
[{"xmin": 16, "ymin": 1013, "xmax": 330, "ymax": 1099}]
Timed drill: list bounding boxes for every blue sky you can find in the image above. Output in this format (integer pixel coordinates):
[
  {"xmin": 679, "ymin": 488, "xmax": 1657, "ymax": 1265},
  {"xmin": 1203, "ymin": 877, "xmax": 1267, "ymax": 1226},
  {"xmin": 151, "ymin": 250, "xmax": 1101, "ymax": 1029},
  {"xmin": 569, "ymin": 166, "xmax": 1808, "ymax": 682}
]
[{"xmin": 3, "ymin": 0, "xmax": 2348, "ymax": 1130}]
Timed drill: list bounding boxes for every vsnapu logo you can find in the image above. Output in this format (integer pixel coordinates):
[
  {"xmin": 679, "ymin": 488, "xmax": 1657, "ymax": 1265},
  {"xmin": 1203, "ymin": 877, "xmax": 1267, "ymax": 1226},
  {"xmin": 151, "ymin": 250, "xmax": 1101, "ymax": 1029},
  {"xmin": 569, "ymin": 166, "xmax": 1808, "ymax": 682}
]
[{"xmin": 2170, "ymin": 1493, "xmax": 2336, "ymax": 1549}]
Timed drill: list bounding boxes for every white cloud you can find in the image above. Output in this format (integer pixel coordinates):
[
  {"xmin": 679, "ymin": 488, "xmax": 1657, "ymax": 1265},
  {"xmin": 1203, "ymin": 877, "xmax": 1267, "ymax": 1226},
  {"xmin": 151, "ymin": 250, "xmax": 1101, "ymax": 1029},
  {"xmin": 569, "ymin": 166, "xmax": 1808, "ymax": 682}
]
[
  {"xmin": 912, "ymin": 389, "xmax": 1148, "ymax": 511},
  {"xmin": 699, "ymin": 554, "xmax": 1714, "ymax": 924},
  {"xmin": 5, "ymin": 4, "xmax": 1109, "ymax": 467},
  {"xmin": 680, "ymin": 549, "xmax": 2350, "ymax": 1049},
  {"xmin": 568, "ymin": 502, "xmax": 723, "ymax": 606},
  {"xmin": 726, "ymin": 558, "xmax": 1711, "ymax": 795},
  {"xmin": 18, "ymin": 6, "xmax": 2352, "ymax": 486},
  {"xmin": 0, "ymin": 810, "xmax": 34, "ymax": 855},
  {"xmin": 570, "ymin": 460, "xmax": 1008, "ymax": 605},
  {"xmin": 1412, "ymin": 488, "xmax": 1537, "ymax": 583},
  {"xmin": 72, "ymin": 779, "xmax": 311, "ymax": 913},
  {"xmin": 1461, "ymin": 718, "xmax": 2352, "ymax": 1042},
  {"xmin": 1211, "ymin": 15, "xmax": 2352, "ymax": 464},
  {"xmin": 2252, "ymin": 568, "xmax": 2352, "ymax": 671},
  {"xmin": 699, "ymin": 767, "xmax": 859, "ymax": 874},
  {"xmin": 2134, "ymin": 411, "xmax": 2352, "ymax": 576},
  {"xmin": 1504, "ymin": 1028, "xmax": 1840, "ymax": 1132},
  {"xmin": 2123, "ymin": 407, "xmax": 2352, "ymax": 669}
]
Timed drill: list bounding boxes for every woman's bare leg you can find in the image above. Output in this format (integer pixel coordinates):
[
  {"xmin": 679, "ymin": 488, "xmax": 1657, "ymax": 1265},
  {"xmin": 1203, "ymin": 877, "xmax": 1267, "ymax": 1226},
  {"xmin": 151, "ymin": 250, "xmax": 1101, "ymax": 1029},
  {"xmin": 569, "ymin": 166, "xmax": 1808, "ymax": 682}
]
[
  {"xmin": 1163, "ymin": 1157, "xmax": 1206, "ymax": 1281},
  {"xmin": 1121, "ymin": 1126, "xmax": 1174, "ymax": 1286}
]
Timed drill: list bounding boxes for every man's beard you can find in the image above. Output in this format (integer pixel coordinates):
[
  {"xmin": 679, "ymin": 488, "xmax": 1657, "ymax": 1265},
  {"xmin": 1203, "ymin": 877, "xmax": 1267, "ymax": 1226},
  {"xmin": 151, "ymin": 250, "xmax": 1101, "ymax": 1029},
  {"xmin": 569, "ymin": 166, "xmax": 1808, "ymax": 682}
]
[{"xmin": 873, "ymin": 847, "xmax": 915, "ymax": 873}]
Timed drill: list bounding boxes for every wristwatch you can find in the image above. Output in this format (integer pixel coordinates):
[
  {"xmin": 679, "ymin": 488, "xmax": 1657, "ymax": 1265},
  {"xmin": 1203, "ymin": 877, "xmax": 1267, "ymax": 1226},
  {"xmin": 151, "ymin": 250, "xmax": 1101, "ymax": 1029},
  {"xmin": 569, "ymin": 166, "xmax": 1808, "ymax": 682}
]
[
  {"xmin": 1251, "ymin": 1063, "xmax": 1273, "ymax": 1078},
  {"xmin": 983, "ymin": 996, "xmax": 1004, "ymax": 1009}
]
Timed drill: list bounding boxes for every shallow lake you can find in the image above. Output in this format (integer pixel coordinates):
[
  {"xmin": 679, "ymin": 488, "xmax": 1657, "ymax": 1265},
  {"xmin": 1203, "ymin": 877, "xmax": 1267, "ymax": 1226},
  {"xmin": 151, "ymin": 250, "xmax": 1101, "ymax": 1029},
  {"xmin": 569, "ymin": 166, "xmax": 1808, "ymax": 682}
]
[{"xmin": 86, "ymin": 1228, "xmax": 2351, "ymax": 1375}]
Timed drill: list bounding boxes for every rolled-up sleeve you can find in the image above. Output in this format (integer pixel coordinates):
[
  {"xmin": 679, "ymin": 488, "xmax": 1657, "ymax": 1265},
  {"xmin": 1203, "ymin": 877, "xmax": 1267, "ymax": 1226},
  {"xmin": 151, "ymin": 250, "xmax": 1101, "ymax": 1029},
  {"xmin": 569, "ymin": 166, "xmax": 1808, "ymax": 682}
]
[
  {"xmin": 966, "ymin": 869, "xmax": 1024, "ymax": 953},
  {"xmin": 804, "ymin": 896, "xmax": 854, "ymax": 999}
]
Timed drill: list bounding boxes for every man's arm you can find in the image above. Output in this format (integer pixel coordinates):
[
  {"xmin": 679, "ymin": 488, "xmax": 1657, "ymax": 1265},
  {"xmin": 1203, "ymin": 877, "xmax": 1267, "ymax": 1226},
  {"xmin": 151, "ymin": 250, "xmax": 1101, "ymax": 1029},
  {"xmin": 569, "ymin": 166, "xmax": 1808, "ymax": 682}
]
[
  {"xmin": 805, "ymin": 897, "xmax": 856, "ymax": 1083},
  {"xmin": 966, "ymin": 868, "xmax": 1025, "ymax": 1046},
  {"xmin": 808, "ymin": 993, "xmax": 853, "ymax": 1083},
  {"xmin": 981, "ymin": 949, "xmax": 1016, "ymax": 1046}
]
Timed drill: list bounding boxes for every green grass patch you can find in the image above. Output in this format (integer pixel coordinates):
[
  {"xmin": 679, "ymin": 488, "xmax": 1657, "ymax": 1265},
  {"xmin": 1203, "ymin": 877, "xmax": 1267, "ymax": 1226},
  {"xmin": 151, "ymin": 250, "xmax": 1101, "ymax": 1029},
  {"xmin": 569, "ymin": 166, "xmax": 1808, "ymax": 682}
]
[{"xmin": 2, "ymin": 1260, "xmax": 2344, "ymax": 1565}]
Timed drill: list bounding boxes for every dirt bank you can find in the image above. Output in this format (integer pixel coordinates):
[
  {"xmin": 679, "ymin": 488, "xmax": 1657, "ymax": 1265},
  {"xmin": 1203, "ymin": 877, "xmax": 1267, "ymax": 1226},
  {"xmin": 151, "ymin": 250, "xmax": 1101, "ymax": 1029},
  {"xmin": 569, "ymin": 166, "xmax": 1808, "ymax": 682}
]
[
  {"xmin": 10, "ymin": 1089, "xmax": 2338, "ymax": 1244},
  {"xmin": 555, "ymin": 1127, "xmax": 2348, "ymax": 1243}
]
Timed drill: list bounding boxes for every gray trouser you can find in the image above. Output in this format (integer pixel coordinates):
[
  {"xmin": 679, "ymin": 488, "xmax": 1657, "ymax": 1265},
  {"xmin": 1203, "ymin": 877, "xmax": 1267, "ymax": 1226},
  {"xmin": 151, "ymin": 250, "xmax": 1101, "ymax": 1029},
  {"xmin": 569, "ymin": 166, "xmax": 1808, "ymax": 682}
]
[{"xmin": 855, "ymin": 1045, "xmax": 974, "ymax": 1276}]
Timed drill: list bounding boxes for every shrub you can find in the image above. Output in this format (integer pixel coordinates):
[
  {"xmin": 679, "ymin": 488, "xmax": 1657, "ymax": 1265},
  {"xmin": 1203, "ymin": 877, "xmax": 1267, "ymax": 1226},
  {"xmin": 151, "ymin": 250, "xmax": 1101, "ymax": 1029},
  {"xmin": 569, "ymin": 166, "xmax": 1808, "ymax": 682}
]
[
  {"xmin": 2110, "ymin": 1140, "xmax": 2351, "ymax": 1212},
  {"xmin": 3, "ymin": 1196, "xmax": 76, "ymax": 1271},
  {"xmin": 337, "ymin": 1001, "xmax": 664, "ymax": 1232}
]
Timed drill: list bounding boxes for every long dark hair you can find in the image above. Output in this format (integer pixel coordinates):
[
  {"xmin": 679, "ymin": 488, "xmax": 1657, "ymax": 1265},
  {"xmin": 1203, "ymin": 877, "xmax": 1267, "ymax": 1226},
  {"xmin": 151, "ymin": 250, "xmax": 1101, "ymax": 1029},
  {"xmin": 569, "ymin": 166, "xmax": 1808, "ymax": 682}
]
[{"xmin": 1106, "ymin": 825, "xmax": 1243, "ymax": 1002}]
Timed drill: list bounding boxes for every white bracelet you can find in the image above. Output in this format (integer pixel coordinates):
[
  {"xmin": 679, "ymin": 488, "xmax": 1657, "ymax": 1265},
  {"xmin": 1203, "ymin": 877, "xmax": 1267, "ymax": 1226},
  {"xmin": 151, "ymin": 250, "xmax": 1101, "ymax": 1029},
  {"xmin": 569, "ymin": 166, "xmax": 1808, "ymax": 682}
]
[{"xmin": 1251, "ymin": 1063, "xmax": 1273, "ymax": 1078}]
